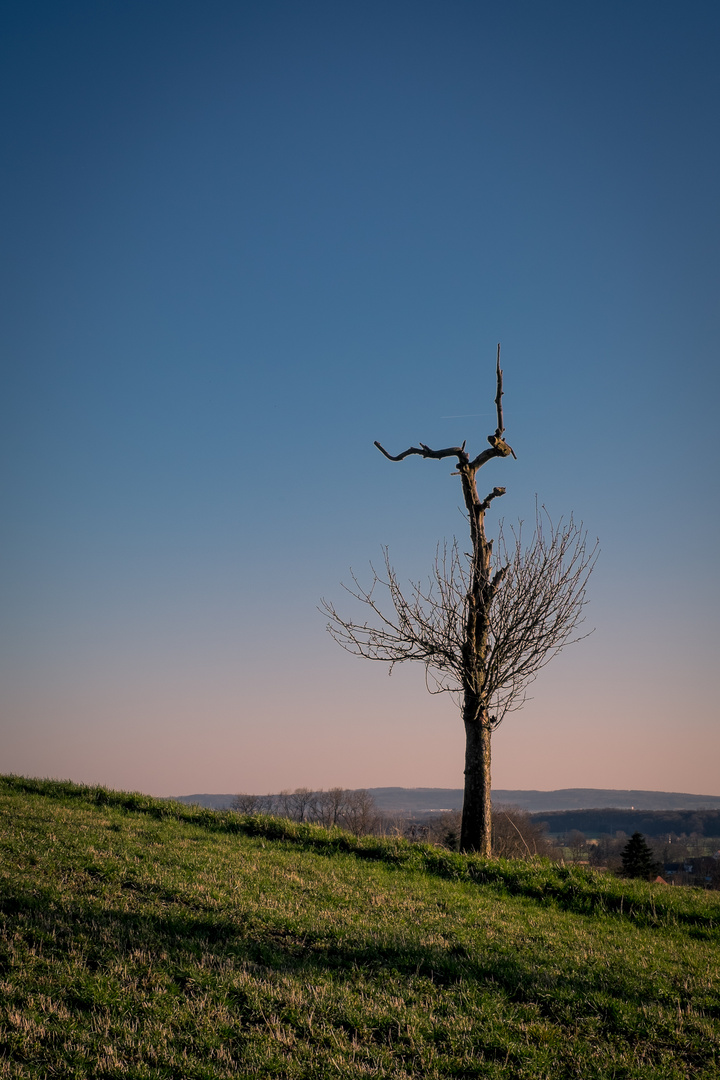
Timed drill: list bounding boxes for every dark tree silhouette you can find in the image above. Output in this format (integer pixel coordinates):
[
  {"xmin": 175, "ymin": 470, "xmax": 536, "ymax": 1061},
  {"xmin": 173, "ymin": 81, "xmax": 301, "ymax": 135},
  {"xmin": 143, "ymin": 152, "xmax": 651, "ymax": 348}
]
[
  {"xmin": 620, "ymin": 832, "xmax": 661, "ymax": 880},
  {"xmin": 322, "ymin": 347, "xmax": 597, "ymax": 855}
]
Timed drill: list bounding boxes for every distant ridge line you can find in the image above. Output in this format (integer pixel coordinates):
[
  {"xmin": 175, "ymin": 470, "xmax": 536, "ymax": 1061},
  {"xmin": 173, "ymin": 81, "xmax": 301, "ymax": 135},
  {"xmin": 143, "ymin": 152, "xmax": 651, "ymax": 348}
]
[{"xmin": 172, "ymin": 787, "xmax": 720, "ymax": 814}]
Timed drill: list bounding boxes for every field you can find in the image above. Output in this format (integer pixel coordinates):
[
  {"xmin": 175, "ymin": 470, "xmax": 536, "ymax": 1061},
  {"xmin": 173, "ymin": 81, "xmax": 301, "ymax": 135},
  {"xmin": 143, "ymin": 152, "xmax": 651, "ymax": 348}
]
[{"xmin": 1, "ymin": 776, "xmax": 719, "ymax": 1079}]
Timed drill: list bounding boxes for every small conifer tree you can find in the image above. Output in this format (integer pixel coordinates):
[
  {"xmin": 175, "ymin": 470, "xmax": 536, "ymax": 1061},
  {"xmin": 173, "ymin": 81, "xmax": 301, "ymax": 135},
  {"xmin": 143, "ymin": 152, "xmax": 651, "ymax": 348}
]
[{"xmin": 620, "ymin": 832, "xmax": 660, "ymax": 880}]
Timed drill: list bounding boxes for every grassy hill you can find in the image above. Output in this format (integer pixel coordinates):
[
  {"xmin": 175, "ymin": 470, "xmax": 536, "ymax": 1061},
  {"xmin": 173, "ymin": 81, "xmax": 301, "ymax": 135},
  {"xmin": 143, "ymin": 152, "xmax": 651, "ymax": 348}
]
[{"xmin": 2, "ymin": 776, "xmax": 720, "ymax": 1079}]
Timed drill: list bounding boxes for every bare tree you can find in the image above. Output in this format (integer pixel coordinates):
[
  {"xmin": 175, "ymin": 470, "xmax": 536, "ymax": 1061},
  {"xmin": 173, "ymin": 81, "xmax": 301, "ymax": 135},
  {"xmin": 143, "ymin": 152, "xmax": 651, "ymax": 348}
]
[
  {"xmin": 341, "ymin": 788, "xmax": 381, "ymax": 837},
  {"xmin": 566, "ymin": 828, "xmax": 588, "ymax": 862},
  {"xmin": 231, "ymin": 793, "xmax": 274, "ymax": 815},
  {"xmin": 233, "ymin": 786, "xmax": 386, "ymax": 836},
  {"xmin": 322, "ymin": 347, "xmax": 597, "ymax": 855},
  {"xmin": 276, "ymin": 787, "xmax": 316, "ymax": 823},
  {"xmin": 428, "ymin": 806, "xmax": 558, "ymax": 859},
  {"xmin": 314, "ymin": 786, "xmax": 351, "ymax": 828}
]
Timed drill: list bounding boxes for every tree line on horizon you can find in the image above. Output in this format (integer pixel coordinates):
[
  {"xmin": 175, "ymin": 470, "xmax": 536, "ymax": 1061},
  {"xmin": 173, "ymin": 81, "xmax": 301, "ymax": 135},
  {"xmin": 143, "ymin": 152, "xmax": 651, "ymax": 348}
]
[
  {"xmin": 532, "ymin": 807, "xmax": 720, "ymax": 840},
  {"xmin": 232, "ymin": 787, "xmax": 720, "ymax": 885},
  {"xmin": 232, "ymin": 787, "xmax": 381, "ymax": 837},
  {"xmin": 232, "ymin": 787, "xmax": 559, "ymax": 858}
]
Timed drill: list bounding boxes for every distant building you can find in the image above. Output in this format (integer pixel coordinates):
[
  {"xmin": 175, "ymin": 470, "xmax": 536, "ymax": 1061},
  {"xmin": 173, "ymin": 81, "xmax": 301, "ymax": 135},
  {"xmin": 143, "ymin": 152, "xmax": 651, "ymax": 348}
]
[{"xmin": 663, "ymin": 855, "xmax": 720, "ymax": 888}]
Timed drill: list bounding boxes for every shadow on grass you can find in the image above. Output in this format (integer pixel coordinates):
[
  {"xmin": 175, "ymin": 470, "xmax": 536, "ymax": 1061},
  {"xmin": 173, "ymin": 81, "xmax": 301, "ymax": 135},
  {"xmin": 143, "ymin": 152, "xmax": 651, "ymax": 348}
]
[{"xmin": 3, "ymin": 872, "xmax": 715, "ymax": 1037}]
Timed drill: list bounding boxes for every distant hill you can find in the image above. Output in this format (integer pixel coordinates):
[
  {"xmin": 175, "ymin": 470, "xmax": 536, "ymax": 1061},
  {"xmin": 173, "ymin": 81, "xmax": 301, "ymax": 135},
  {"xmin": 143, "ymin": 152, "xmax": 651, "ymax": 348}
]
[
  {"xmin": 173, "ymin": 793, "xmax": 239, "ymax": 810},
  {"xmin": 173, "ymin": 787, "xmax": 720, "ymax": 815},
  {"xmin": 369, "ymin": 788, "xmax": 720, "ymax": 814},
  {"xmin": 529, "ymin": 806, "xmax": 720, "ymax": 839}
]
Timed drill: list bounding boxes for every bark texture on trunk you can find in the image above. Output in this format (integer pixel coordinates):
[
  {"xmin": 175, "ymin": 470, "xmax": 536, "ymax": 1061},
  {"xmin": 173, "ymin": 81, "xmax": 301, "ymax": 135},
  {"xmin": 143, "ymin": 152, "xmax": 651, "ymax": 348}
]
[
  {"xmin": 460, "ymin": 700, "xmax": 492, "ymax": 855},
  {"xmin": 457, "ymin": 450, "xmax": 494, "ymax": 855}
]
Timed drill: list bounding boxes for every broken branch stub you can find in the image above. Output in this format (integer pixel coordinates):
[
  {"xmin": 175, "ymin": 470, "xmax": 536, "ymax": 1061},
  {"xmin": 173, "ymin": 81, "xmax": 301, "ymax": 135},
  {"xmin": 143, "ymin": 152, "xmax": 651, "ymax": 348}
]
[{"xmin": 375, "ymin": 349, "xmax": 516, "ymax": 469}]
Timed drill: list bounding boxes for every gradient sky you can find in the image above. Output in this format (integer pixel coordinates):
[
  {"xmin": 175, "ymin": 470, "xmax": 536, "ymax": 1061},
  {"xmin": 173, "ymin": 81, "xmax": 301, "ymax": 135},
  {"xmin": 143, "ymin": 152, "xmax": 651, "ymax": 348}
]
[{"xmin": 2, "ymin": 1, "xmax": 719, "ymax": 798}]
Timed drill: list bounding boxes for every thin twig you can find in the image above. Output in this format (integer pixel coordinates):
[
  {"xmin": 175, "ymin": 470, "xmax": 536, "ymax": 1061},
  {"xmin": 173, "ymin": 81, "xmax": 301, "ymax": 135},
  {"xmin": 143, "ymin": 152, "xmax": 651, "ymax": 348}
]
[{"xmin": 498, "ymin": 807, "xmax": 533, "ymax": 857}]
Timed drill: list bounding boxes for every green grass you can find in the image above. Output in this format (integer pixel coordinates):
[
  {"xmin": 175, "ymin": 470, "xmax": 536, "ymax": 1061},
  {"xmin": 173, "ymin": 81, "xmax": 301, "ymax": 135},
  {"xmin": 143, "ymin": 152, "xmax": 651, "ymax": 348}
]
[{"xmin": 1, "ymin": 775, "xmax": 719, "ymax": 1078}]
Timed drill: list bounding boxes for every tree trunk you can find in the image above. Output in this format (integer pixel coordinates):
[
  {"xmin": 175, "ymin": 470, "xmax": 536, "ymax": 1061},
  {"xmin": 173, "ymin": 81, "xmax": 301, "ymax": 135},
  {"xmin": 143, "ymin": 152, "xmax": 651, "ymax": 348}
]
[{"xmin": 460, "ymin": 699, "xmax": 492, "ymax": 855}]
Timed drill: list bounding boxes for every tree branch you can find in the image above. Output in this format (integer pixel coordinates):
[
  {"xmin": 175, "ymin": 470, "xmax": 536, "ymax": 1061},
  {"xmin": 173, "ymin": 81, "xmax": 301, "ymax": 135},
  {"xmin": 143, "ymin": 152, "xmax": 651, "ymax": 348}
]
[
  {"xmin": 484, "ymin": 345, "xmax": 517, "ymax": 459},
  {"xmin": 494, "ymin": 343, "xmax": 505, "ymax": 438},
  {"xmin": 374, "ymin": 440, "xmax": 468, "ymax": 463},
  {"xmin": 375, "ymin": 345, "xmax": 514, "ymax": 468},
  {"xmin": 479, "ymin": 486, "xmax": 506, "ymax": 512},
  {"xmin": 483, "ymin": 511, "xmax": 599, "ymax": 724},
  {"xmin": 321, "ymin": 545, "xmax": 468, "ymax": 694},
  {"xmin": 323, "ymin": 511, "xmax": 597, "ymax": 726}
]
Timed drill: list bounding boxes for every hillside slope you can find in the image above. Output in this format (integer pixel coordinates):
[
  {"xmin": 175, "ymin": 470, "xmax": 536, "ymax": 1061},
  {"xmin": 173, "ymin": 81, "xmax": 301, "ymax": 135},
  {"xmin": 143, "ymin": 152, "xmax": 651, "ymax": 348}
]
[{"xmin": 2, "ymin": 775, "xmax": 720, "ymax": 1079}]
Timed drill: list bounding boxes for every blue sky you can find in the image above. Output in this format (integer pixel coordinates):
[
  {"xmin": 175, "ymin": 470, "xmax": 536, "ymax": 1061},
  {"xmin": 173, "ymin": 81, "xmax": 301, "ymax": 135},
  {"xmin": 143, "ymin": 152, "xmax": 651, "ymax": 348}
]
[{"xmin": 2, "ymin": 0, "xmax": 718, "ymax": 797}]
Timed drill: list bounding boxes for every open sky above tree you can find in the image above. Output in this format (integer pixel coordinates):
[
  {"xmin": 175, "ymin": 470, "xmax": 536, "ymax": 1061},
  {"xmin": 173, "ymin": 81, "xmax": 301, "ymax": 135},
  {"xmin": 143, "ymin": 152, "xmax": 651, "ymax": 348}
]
[{"xmin": 1, "ymin": 0, "xmax": 718, "ymax": 797}]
